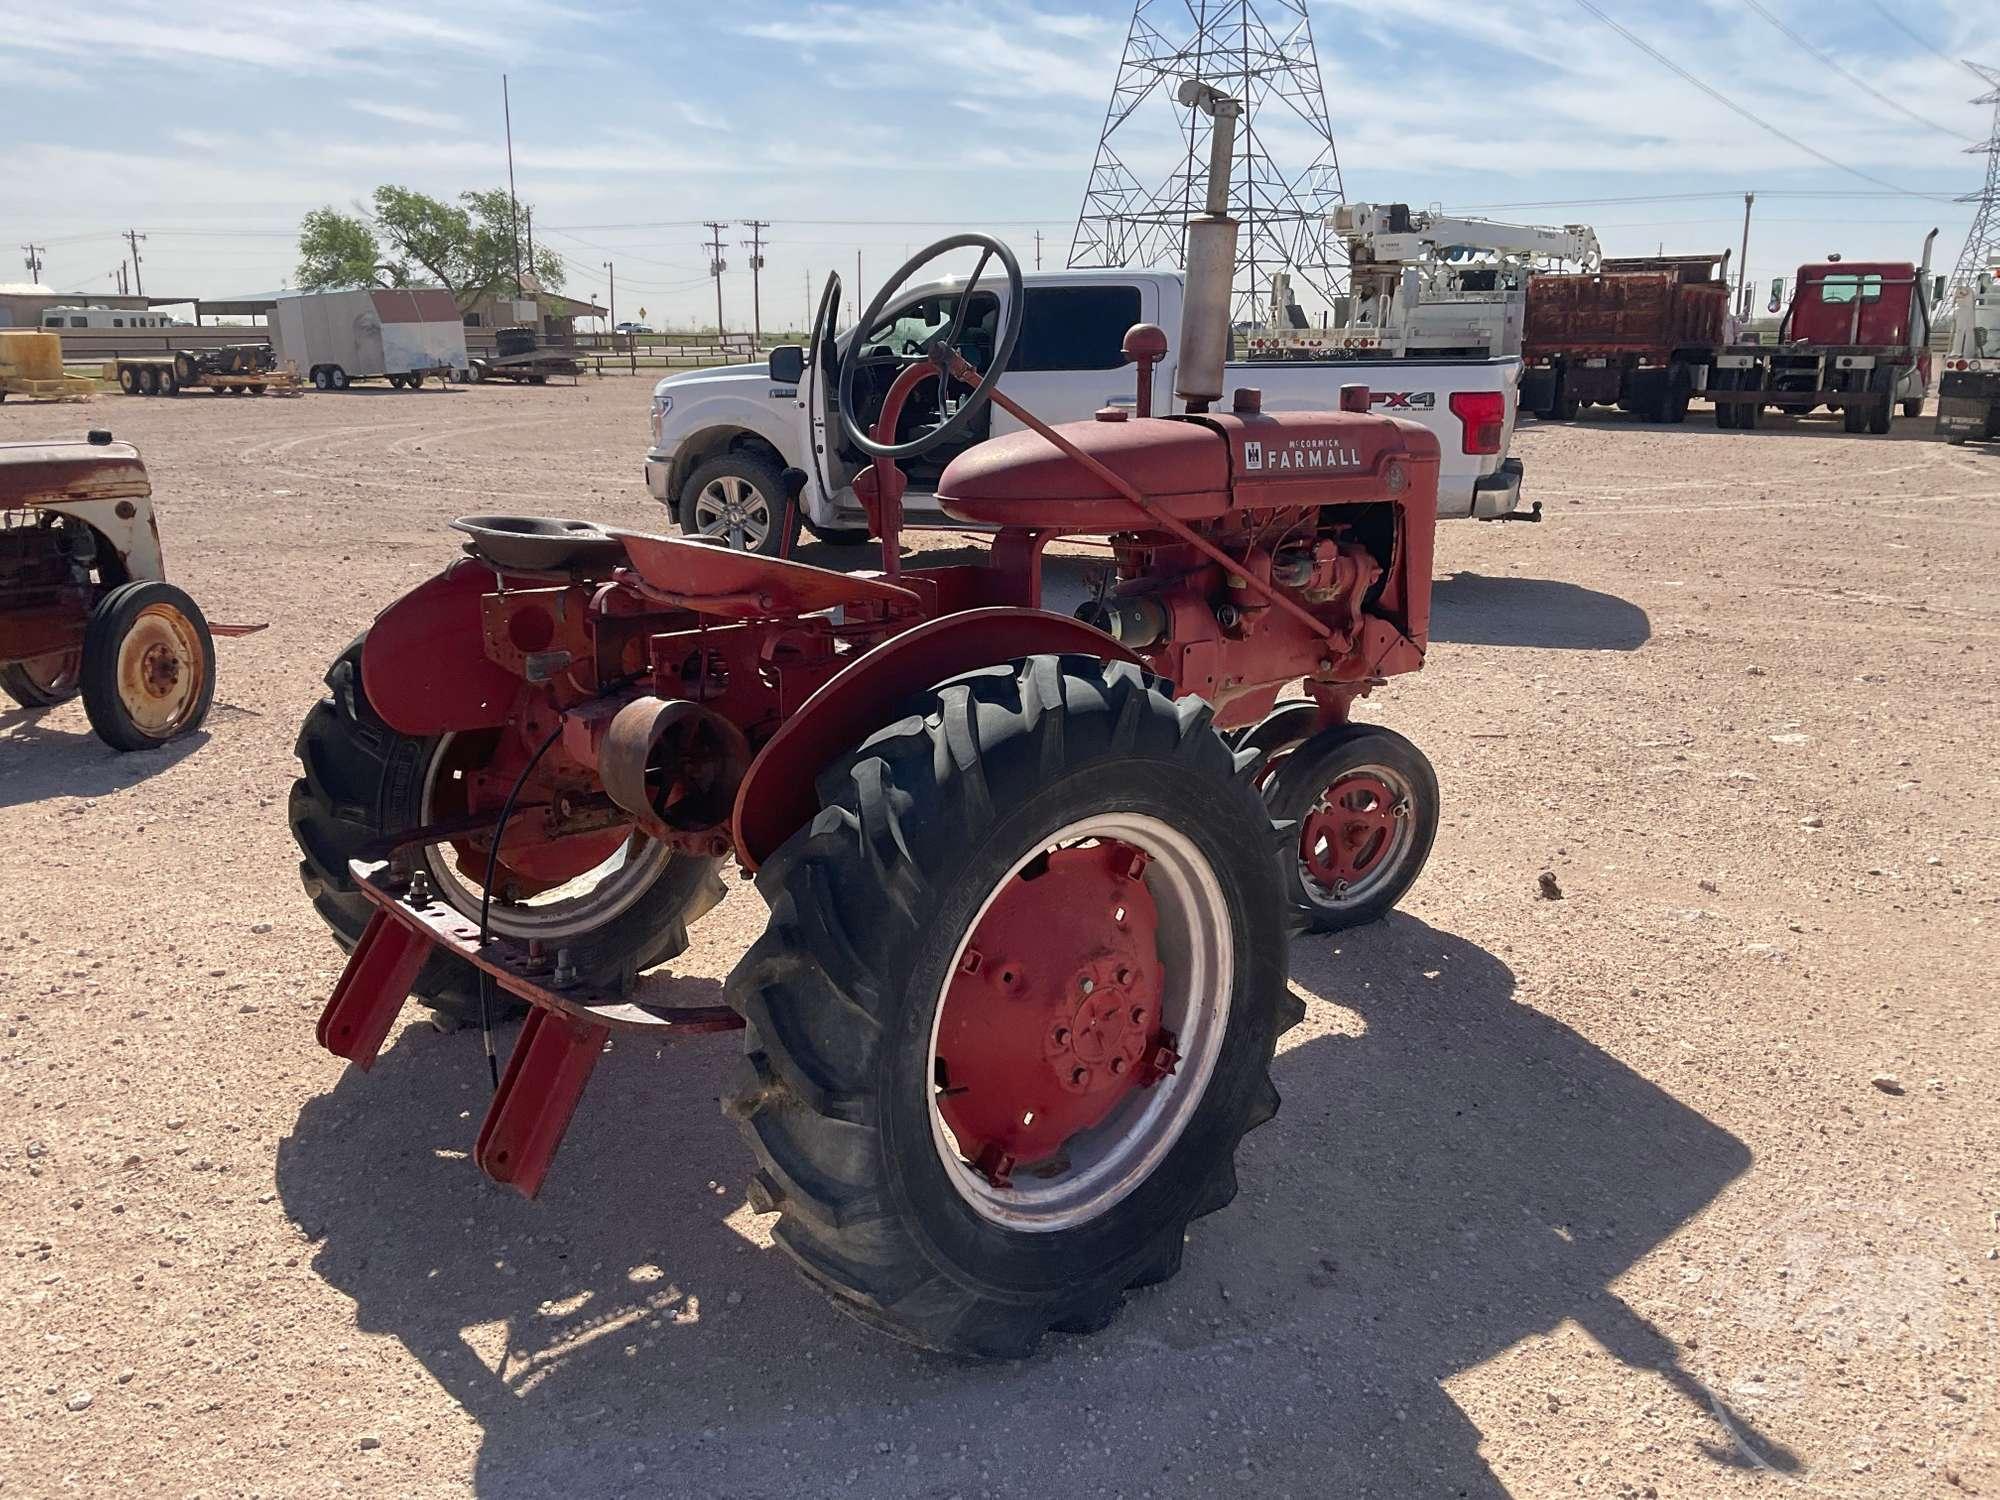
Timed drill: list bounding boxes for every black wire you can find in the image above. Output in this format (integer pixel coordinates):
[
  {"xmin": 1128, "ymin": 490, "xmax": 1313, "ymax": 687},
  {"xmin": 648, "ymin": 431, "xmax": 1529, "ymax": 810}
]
[{"xmin": 475, "ymin": 721, "xmax": 565, "ymax": 1090}]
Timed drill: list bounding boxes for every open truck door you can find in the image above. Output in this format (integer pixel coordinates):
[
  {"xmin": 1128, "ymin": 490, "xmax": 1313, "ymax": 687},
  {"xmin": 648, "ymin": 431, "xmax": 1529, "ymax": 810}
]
[{"xmin": 805, "ymin": 272, "xmax": 861, "ymax": 511}]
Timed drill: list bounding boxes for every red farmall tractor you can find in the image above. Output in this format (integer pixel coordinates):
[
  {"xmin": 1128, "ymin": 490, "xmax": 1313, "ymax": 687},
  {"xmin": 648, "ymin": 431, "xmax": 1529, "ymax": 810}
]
[{"xmin": 292, "ymin": 92, "xmax": 1444, "ymax": 1357}]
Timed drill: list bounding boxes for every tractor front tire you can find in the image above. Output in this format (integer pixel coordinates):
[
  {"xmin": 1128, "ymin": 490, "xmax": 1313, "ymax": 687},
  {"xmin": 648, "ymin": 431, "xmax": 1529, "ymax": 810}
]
[
  {"xmin": 725, "ymin": 655, "xmax": 1297, "ymax": 1358},
  {"xmin": 0, "ymin": 650, "xmax": 84, "ymax": 709},
  {"xmin": 80, "ymin": 581, "xmax": 215, "ymax": 751},
  {"xmin": 288, "ymin": 636, "xmax": 726, "ymax": 1026},
  {"xmin": 1262, "ymin": 723, "xmax": 1439, "ymax": 933}
]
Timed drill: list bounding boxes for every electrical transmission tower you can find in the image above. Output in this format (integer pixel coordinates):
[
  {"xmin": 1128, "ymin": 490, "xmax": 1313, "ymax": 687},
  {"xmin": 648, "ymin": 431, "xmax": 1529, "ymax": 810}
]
[
  {"xmin": 1949, "ymin": 62, "xmax": 2000, "ymax": 296},
  {"xmin": 1069, "ymin": 0, "xmax": 1346, "ymax": 324}
]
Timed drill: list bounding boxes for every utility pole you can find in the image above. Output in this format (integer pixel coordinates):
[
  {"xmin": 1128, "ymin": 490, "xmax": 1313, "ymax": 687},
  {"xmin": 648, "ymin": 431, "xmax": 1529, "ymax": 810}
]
[
  {"xmin": 704, "ymin": 221, "xmax": 729, "ymax": 334},
  {"xmin": 525, "ymin": 205, "xmax": 535, "ymax": 283},
  {"xmin": 503, "ymin": 75, "xmax": 523, "ymax": 295},
  {"xmin": 1736, "ymin": 193, "xmax": 1754, "ymax": 320},
  {"xmin": 21, "ymin": 243, "xmax": 45, "ymax": 283},
  {"xmin": 805, "ymin": 268, "xmax": 813, "ymax": 332},
  {"xmin": 124, "ymin": 229, "xmax": 146, "ymax": 296},
  {"xmin": 1034, "ymin": 230, "xmax": 1043, "ymax": 270},
  {"xmin": 117, "ymin": 262, "xmax": 128, "ymax": 296},
  {"xmin": 602, "ymin": 260, "xmax": 616, "ymax": 341},
  {"xmin": 741, "ymin": 219, "xmax": 769, "ymax": 346}
]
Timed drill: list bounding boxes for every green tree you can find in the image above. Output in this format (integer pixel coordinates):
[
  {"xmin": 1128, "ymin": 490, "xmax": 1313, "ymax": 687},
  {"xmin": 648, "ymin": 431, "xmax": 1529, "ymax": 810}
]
[
  {"xmin": 295, "ymin": 207, "xmax": 394, "ymax": 291},
  {"xmin": 294, "ymin": 187, "xmax": 565, "ymax": 309}
]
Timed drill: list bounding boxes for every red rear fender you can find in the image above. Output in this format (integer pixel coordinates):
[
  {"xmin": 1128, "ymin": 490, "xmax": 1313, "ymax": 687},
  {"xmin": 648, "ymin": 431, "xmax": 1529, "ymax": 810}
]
[{"xmin": 361, "ymin": 561, "xmax": 522, "ymax": 736}]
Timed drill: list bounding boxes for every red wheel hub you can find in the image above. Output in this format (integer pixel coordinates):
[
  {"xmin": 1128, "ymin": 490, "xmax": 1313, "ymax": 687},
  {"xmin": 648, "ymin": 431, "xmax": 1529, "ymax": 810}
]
[
  {"xmin": 934, "ymin": 841, "xmax": 1179, "ymax": 1188},
  {"xmin": 1300, "ymin": 772, "xmax": 1399, "ymax": 890}
]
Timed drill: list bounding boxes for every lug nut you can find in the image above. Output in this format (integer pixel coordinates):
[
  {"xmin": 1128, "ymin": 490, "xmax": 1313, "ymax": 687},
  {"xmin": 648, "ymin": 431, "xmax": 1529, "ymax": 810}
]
[
  {"xmin": 1079, "ymin": 977, "xmax": 1095, "ymax": 995},
  {"xmin": 1053, "ymin": 1026, "xmax": 1071, "ymax": 1047},
  {"xmin": 1071, "ymin": 1066, "xmax": 1091, "ymax": 1087},
  {"xmin": 1131, "ymin": 1006, "xmax": 1147, "ymax": 1026},
  {"xmin": 1110, "ymin": 1057, "xmax": 1127, "ymax": 1076}
]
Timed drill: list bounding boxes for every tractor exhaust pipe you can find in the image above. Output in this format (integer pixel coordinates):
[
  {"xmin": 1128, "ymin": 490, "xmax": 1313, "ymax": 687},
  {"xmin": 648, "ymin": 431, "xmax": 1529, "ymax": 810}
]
[{"xmin": 1175, "ymin": 80, "xmax": 1241, "ymax": 414}]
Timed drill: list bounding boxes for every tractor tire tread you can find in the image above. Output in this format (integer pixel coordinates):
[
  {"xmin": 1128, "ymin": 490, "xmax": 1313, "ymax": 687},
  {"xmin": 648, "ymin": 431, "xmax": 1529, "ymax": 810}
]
[{"xmin": 724, "ymin": 653, "xmax": 1285, "ymax": 1358}]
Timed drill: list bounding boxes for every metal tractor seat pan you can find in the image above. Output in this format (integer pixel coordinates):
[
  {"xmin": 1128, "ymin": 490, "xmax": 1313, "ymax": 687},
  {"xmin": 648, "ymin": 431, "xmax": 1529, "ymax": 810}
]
[{"xmin": 451, "ymin": 515, "xmax": 630, "ymax": 573}]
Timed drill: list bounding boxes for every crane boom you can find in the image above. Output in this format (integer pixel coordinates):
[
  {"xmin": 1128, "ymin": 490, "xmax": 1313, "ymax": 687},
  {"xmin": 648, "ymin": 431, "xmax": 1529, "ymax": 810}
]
[{"xmin": 1329, "ymin": 202, "xmax": 1601, "ymax": 271}]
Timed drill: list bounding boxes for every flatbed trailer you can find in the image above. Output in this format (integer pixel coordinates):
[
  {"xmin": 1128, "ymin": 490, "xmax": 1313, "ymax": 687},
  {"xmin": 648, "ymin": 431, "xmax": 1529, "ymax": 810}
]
[
  {"xmin": 468, "ymin": 325, "xmax": 582, "ymax": 385},
  {"xmin": 114, "ymin": 348, "xmax": 303, "ymax": 398}
]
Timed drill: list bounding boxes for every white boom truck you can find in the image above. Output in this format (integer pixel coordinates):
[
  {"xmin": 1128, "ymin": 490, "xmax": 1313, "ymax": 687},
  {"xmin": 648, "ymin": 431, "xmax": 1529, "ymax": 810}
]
[
  {"xmin": 645, "ymin": 265, "xmax": 1533, "ymax": 556},
  {"xmin": 1937, "ymin": 267, "xmax": 2000, "ymax": 445},
  {"xmin": 1251, "ymin": 203, "xmax": 1600, "ymax": 362}
]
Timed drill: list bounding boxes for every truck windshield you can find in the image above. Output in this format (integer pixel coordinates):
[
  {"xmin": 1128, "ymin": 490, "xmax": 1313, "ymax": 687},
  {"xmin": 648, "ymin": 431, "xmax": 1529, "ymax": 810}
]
[{"xmin": 1815, "ymin": 274, "xmax": 1881, "ymax": 306}]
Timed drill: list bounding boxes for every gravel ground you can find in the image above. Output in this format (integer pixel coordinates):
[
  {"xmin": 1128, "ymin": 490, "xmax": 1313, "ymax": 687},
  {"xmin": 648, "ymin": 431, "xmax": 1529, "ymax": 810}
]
[{"xmin": 2, "ymin": 378, "xmax": 1996, "ymax": 1499}]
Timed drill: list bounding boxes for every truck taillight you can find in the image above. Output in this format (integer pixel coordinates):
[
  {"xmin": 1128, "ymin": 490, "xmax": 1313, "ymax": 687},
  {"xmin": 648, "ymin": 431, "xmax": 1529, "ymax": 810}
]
[{"xmin": 1448, "ymin": 390, "xmax": 1505, "ymax": 454}]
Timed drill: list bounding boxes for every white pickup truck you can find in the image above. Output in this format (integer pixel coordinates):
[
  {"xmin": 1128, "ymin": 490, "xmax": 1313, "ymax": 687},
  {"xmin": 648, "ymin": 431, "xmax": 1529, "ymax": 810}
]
[{"xmin": 645, "ymin": 268, "xmax": 1532, "ymax": 554}]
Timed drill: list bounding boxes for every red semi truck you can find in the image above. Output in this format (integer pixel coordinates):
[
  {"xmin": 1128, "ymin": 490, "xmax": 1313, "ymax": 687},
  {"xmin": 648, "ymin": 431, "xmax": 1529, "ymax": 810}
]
[
  {"xmin": 1520, "ymin": 254, "xmax": 1731, "ymax": 424},
  {"xmin": 1708, "ymin": 232, "xmax": 1938, "ymax": 434}
]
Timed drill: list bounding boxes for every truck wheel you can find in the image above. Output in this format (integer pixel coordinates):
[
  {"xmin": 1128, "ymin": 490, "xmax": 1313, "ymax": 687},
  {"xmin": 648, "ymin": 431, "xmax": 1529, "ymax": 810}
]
[
  {"xmin": 1662, "ymin": 369, "xmax": 1692, "ymax": 424},
  {"xmin": 249, "ymin": 384, "xmax": 266, "ymax": 395},
  {"xmin": 726, "ymin": 656, "xmax": 1295, "ymax": 1357},
  {"xmin": 0, "ymin": 650, "xmax": 84, "ymax": 709},
  {"xmin": 138, "ymin": 366, "xmax": 159, "ymax": 396},
  {"xmin": 79, "ymin": 581, "xmax": 215, "ymax": 752},
  {"xmin": 117, "ymin": 365, "xmax": 140, "ymax": 396},
  {"xmin": 287, "ymin": 636, "xmax": 727, "ymax": 1027},
  {"xmin": 1738, "ymin": 398, "xmax": 1761, "ymax": 430},
  {"xmin": 1553, "ymin": 380, "xmax": 1579, "ymax": 421},
  {"xmin": 387, "ymin": 375, "xmax": 405, "ymax": 390},
  {"xmin": 1842, "ymin": 405, "xmax": 1867, "ymax": 434},
  {"xmin": 679, "ymin": 453, "xmax": 800, "ymax": 557},
  {"xmin": 1868, "ymin": 399, "xmax": 1892, "ymax": 435},
  {"xmin": 1262, "ymin": 724, "xmax": 1439, "ymax": 932},
  {"xmin": 328, "ymin": 366, "xmax": 349, "ymax": 390},
  {"xmin": 158, "ymin": 369, "xmax": 179, "ymax": 397},
  {"xmin": 1901, "ymin": 398, "xmax": 1923, "ymax": 419}
]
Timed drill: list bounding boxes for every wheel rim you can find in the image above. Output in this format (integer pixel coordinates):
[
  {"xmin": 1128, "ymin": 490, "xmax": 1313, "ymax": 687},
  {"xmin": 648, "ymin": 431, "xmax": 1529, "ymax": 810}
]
[
  {"xmin": 114, "ymin": 604, "xmax": 206, "ymax": 738},
  {"xmin": 417, "ymin": 731, "xmax": 676, "ymax": 942},
  {"xmin": 1296, "ymin": 763, "xmax": 1417, "ymax": 910},
  {"xmin": 692, "ymin": 476, "xmax": 772, "ymax": 551},
  {"xmin": 928, "ymin": 813, "xmax": 1233, "ymax": 1233}
]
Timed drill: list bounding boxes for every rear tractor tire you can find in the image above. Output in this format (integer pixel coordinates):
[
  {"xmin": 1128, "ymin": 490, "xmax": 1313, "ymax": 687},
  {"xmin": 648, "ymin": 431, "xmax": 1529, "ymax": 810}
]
[
  {"xmin": 725, "ymin": 655, "xmax": 1298, "ymax": 1358},
  {"xmin": 1262, "ymin": 723, "xmax": 1440, "ymax": 933},
  {"xmin": 287, "ymin": 636, "xmax": 727, "ymax": 1026}
]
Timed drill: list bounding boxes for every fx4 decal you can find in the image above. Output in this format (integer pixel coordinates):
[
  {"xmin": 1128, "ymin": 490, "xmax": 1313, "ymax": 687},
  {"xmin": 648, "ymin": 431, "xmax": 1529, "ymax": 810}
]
[{"xmin": 1370, "ymin": 391, "xmax": 1436, "ymax": 411}]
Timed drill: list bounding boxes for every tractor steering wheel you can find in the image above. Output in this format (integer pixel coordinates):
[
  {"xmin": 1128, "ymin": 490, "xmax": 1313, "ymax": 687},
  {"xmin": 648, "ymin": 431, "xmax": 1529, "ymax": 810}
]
[{"xmin": 838, "ymin": 233, "xmax": 1025, "ymax": 462}]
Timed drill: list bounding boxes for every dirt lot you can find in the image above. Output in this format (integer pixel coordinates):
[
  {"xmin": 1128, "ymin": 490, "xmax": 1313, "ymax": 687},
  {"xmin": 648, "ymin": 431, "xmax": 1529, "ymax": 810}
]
[{"xmin": 2, "ymin": 378, "xmax": 1996, "ymax": 1499}]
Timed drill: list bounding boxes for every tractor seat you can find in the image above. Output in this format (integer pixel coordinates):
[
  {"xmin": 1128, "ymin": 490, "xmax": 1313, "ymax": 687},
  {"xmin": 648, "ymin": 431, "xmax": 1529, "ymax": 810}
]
[
  {"xmin": 935, "ymin": 416, "xmax": 1230, "ymax": 530},
  {"xmin": 610, "ymin": 529, "xmax": 920, "ymax": 620}
]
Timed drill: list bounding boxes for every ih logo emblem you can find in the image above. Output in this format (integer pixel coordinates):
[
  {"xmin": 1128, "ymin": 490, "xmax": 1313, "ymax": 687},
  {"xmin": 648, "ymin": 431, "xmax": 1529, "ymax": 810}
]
[{"xmin": 1243, "ymin": 440, "xmax": 1264, "ymax": 471}]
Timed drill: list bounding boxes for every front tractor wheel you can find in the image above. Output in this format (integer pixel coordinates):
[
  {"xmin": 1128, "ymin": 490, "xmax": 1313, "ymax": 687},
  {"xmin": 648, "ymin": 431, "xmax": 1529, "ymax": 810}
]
[
  {"xmin": 288, "ymin": 635, "xmax": 727, "ymax": 1025},
  {"xmin": 80, "ymin": 581, "xmax": 215, "ymax": 751},
  {"xmin": 0, "ymin": 649, "xmax": 84, "ymax": 709},
  {"xmin": 1263, "ymin": 723, "xmax": 1439, "ymax": 933},
  {"xmin": 726, "ymin": 656, "xmax": 1298, "ymax": 1357}
]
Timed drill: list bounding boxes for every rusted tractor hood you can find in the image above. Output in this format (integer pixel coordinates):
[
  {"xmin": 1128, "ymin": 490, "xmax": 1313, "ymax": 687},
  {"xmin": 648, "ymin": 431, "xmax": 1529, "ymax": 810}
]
[{"xmin": 0, "ymin": 438, "xmax": 152, "ymax": 507}]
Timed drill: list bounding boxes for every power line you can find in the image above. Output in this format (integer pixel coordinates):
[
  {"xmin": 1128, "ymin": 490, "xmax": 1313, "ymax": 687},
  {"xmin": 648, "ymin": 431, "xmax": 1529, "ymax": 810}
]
[
  {"xmin": 1569, "ymin": 1, "xmax": 1935, "ymax": 198},
  {"xmin": 1868, "ymin": 3, "xmax": 1992, "ymax": 86},
  {"xmin": 1744, "ymin": 0, "xmax": 1971, "ymax": 141}
]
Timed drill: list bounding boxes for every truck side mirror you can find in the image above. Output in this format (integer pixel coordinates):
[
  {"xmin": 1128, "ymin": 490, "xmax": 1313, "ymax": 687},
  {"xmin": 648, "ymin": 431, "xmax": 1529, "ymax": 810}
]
[{"xmin": 768, "ymin": 345, "xmax": 805, "ymax": 385}]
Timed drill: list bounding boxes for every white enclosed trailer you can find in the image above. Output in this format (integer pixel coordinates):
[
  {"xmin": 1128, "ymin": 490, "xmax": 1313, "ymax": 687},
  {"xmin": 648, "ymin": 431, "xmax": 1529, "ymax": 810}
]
[{"xmin": 272, "ymin": 288, "xmax": 469, "ymax": 391}]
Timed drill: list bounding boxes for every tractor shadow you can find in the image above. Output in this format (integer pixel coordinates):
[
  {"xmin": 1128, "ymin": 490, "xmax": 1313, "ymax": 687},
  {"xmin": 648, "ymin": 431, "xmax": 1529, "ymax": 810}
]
[
  {"xmin": 0, "ymin": 709, "xmax": 208, "ymax": 807},
  {"xmin": 1430, "ymin": 570, "xmax": 1652, "ymax": 651},
  {"xmin": 275, "ymin": 914, "xmax": 1770, "ymax": 1499}
]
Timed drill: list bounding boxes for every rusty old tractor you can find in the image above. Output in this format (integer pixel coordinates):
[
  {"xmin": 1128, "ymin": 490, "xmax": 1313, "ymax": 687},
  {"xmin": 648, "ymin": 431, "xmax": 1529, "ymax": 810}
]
[
  {"xmin": 292, "ymin": 96, "xmax": 1444, "ymax": 1355},
  {"xmin": 1, "ymin": 431, "xmax": 259, "ymax": 750}
]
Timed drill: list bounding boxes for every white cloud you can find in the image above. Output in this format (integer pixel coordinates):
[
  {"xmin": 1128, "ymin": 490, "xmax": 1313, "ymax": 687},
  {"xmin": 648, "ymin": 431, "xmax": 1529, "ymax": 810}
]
[{"xmin": 353, "ymin": 100, "xmax": 468, "ymax": 131}]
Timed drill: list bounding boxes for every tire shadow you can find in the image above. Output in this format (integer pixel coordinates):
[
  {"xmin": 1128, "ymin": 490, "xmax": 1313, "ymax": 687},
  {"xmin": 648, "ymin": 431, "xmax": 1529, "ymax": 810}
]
[
  {"xmin": 1431, "ymin": 570, "xmax": 1652, "ymax": 651},
  {"xmin": 0, "ymin": 712, "xmax": 208, "ymax": 807},
  {"xmin": 275, "ymin": 911, "xmax": 1780, "ymax": 1498}
]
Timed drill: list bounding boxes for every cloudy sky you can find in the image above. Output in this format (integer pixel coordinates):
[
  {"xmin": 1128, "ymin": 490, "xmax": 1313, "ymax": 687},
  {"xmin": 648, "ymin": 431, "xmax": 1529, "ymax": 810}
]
[{"xmin": 1, "ymin": 0, "xmax": 1991, "ymax": 330}]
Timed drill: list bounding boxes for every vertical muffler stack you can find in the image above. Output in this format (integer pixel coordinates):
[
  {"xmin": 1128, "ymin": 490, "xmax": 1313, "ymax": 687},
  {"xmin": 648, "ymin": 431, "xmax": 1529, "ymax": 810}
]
[{"xmin": 1175, "ymin": 80, "xmax": 1242, "ymax": 414}]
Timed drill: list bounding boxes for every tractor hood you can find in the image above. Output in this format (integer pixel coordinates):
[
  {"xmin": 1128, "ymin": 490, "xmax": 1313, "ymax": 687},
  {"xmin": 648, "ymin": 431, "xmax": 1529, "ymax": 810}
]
[
  {"xmin": 0, "ymin": 435, "xmax": 151, "ymax": 506},
  {"xmin": 937, "ymin": 416, "xmax": 1230, "ymax": 526}
]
